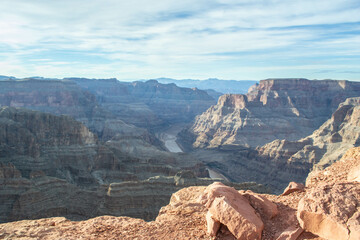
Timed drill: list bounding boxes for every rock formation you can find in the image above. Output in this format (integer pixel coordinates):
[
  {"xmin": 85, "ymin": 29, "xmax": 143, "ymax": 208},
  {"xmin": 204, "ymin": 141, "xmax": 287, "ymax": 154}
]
[
  {"xmin": 3, "ymin": 146, "xmax": 358, "ymax": 239},
  {"xmin": 297, "ymin": 146, "xmax": 360, "ymax": 240},
  {"xmin": 180, "ymin": 79, "xmax": 360, "ymax": 149},
  {"xmin": 199, "ymin": 182, "xmax": 264, "ymax": 239},
  {"xmin": 0, "ymin": 77, "xmax": 215, "ymax": 149},
  {"xmin": 0, "ymin": 78, "xmax": 157, "ymax": 146},
  {"xmin": 69, "ymin": 78, "xmax": 216, "ymax": 131},
  {"xmin": 0, "ymin": 107, "xmax": 270, "ymax": 223},
  {"xmin": 187, "ymin": 96, "xmax": 360, "ymax": 193},
  {"xmin": 281, "ymin": 182, "xmax": 305, "ymax": 196},
  {"xmin": 258, "ymin": 97, "xmax": 360, "ymax": 169}
]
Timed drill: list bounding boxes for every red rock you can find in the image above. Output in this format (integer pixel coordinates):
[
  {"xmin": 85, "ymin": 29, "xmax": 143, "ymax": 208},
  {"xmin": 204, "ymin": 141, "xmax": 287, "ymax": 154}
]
[
  {"xmin": 281, "ymin": 182, "xmax": 304, "ymax": 196},
  {"xmin": 205, "ymin": 211, "xmax": 220, "ymax": 237},
  {"xmin": 347, "ymin": 165, "xmax": 360, "ymax": 182},
  {"xmin": 239, "ymin": 190, "xmax": 278, "ymax": 219},
  {"xmin": 200, "ymin": 182, "xmax": 264, "ymax": 240},
  {"xmin": 297, "ymin": 182, "xmax": 360, "ymax": 240},
  {"xmin": 275, "ymin": 226, "xmax": 303, "ymax": 240},
  {"xmin": 348, "ymin": 211, "xmax": 360, "ymax": 240}
]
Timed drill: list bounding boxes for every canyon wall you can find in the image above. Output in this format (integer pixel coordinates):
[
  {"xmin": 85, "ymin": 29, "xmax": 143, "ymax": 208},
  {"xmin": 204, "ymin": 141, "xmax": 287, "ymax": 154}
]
[
  {"xmin": 188, "ymin": 97, "xmax": 360, "ymax": 192},
  {"xmin": 180, "ymin": 79, "xmax": 360, "ymax": 149},
  {"xmin": 0, "ymin": 107, "xmax": 266, "ymax": 223},
  {"xmin": 69, "ymin": 78, "xmax": 216, "ymax": 130}
]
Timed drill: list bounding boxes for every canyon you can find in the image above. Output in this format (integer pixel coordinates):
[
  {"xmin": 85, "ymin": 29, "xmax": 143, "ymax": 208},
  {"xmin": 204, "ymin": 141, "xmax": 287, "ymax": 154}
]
[
  {"xmin": 0, "ymin": 76, "xmax": 359, "ymax": 239},
  {"xmin": 0, "ymin": 106, "xmax": 268, "ymax": 223},
  {"xmin": 177, "ymin": 79, "xmax": 360, "ymax": 192},
  {"xmin": 1, "ymin": 146, "xmax": 359, "ymax": 239}
]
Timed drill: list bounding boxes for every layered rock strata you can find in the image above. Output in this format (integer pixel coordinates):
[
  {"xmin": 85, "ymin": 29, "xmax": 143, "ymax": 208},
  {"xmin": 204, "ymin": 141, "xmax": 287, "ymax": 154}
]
[
  {"xmin": 257, "ymin": 97, "xmax": 360, "ymax": 178},
  {"xmin": 297, "ymin": 146, "xmax": 360, "ymax": 240},
  {"xmin": 0, "ymin": 107, "xmax": 221, "ymax": 222},
  {"xmin": 69, "ymin": 78, "xmax": 216, "ymax": 130},
  {"xmin": 180, "ymin": 79, "xmax": 360, "ymax": 149},
  {"xmin": 0, "ymin": 78, "xmax": 156, "ymax": 145},
  {"xmin": 189, "ymin": 97, "xmax": 360, "ymax": 192},
  {"xmin": 2, "ymin": 146, "xmax": 356, "ymax": 239}
]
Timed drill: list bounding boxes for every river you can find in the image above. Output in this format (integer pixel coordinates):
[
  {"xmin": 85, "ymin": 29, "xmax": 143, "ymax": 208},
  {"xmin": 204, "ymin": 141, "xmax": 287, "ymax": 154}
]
[{"xmin": 157, "ymin": 124, "xmax": 228, "ymax": 181}]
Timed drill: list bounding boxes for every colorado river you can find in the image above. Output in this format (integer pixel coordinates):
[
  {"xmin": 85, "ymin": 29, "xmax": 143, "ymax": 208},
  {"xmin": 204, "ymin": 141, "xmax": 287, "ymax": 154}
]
[
  {"xmin": 162, "ymin": 132, "xmax": 183, "ymax": 153},
  {"xmin": 157, "ymin": 124, "xmax": 184, "ymax": 153},
  {"xmin": 157, "ymin": 125, "xmax": 228, "ymax": 181}
]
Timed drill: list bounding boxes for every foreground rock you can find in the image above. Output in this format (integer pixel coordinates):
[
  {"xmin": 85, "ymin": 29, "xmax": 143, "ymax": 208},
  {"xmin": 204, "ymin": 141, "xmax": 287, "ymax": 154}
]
[
  {"xmin": 0, "ymin": 180, "xmax": 311, "ymax": 240},
  {"xmin": 200, "ymin": 182, "xmax": 264, "ymax": 239},
  {"xmin": 297, "ymin": 183, "xmax": 360, "ymax": 240},
  {"xmin": 297, "ymin": 146, "xmax": 360, "ymax": 240},
  {"xmin": 281, "ymin": 182, "xmax": 305, "ymax": 196}
]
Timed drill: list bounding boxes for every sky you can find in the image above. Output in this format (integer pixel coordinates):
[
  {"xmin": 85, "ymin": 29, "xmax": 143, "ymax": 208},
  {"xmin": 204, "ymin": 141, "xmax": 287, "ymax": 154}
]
[{"xmin": 0, "ymin": 0, "xmax": 359, "ymax": 81}]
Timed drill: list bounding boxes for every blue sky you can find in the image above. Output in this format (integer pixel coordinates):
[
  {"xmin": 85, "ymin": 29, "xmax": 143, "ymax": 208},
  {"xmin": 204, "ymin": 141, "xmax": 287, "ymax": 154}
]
[{"xmin": 0, "ymin": 0, "xmax": 359, "ymax": 81}]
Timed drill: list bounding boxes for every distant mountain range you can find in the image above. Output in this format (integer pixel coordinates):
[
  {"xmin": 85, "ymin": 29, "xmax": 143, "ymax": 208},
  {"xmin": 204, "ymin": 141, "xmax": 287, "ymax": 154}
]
[{"xmin": 145, "ymin": 78, "xmax": 258, "ymax": 95}]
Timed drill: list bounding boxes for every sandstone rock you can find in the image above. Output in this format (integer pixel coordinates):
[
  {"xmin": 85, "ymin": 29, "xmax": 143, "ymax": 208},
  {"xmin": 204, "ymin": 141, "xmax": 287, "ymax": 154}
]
[
  {"xmin": 206, "ymin": 211, "xmax": 220, "ymax": 236},
  {"xmin": 297, "ymin": 182, "xmax": 360, "ymax": 240},
  {"xmin": 275, "ymin": 226, "xmax": 303, "ymax": 240},
  {"xmin": 306, "ymin": 146, "xmax": 360, "ymax": 187},
  {"xmin": 348, "ymin": 165, "xmax": 360, "ymax": 182},
  {"xmin": 281, "ymin": 182, "xmax": 305, "ymax": 196},
  {"xmin": 348, "ymin": 211, "xmax": 360, "ymax": 240},
  {"xmin": 239, "ymin": 190, "xmax": 278, "ymax": 219},
  {"xmin": 200, "ymin": 182, "xmax": 264, "ymax": 240}
]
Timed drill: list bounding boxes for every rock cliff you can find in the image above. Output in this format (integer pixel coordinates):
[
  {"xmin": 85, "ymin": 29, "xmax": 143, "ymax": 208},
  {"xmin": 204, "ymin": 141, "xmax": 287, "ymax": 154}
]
[
  {"xmin": 0, "ymin": 107, "xmax": 266, "ymax": 223},
  {"xmin": 0, "ymin": 78, "xmax": 156, "ymax": 145},
  {"xmin": 257, "ymin": 96, "xmax": 360, "ymax": 180},
  {"xmin": 2, "ymin": 147, "xmax": 358, "ymax": 239},
  {"xmin": 70, "ymin": 78, "xmax": 216, "ymax": 130},
  {"xmin": 185, "ymin": 96, "xmax": 360, "ymax": 193},
  {"xmin": 180, "ymin": 79, "xmax": 360, "ymax": 149}
]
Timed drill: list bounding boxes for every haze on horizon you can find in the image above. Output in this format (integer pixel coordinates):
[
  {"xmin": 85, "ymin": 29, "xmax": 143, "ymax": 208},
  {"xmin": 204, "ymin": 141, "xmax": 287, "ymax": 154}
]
[{"xmin": 0, "ymin": 0, "xmax": 359, "ymax": 81}]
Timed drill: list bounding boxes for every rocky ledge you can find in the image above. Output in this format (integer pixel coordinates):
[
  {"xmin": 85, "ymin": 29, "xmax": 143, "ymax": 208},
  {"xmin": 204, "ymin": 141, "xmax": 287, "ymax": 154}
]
[{"xmin": 1, "ymin": 146, "xmax": 359, "ymax": 239}]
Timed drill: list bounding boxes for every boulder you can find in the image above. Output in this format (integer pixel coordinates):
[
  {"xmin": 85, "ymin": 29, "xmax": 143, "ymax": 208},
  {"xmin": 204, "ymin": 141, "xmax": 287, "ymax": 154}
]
[
  {"xmin": 199, "ymin": 182, "xmax": 264, "ymax": 240},
  {"xmin": 239, "ymin": 190, "xmax": 278, "ymax": 219},
  {"xmin": 281, "ymin": 182, "xmax": 305, "ymax": 196},
  {"xmin": 297, "ymin": 182, "xmax": 360, "ymax": 240}
]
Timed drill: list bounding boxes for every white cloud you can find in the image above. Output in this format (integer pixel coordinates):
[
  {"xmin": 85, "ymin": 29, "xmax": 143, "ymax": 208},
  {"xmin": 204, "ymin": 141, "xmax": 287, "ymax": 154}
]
[{"xmin": 0, "ymin": 0, "xmax": 359, "ymax": 80}]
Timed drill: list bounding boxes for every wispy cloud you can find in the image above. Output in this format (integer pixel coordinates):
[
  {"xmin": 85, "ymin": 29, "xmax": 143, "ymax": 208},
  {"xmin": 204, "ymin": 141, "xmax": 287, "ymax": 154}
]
[{"xmin": 0, "ymin": 0, "xmax": 359, "ymax": 80}]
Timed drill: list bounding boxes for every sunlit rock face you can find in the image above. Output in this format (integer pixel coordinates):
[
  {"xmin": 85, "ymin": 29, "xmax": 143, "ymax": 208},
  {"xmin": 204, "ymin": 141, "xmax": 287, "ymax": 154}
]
[{"xmin": 180, "ymin": 79, "xmax": 360, "ymax": 149}]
